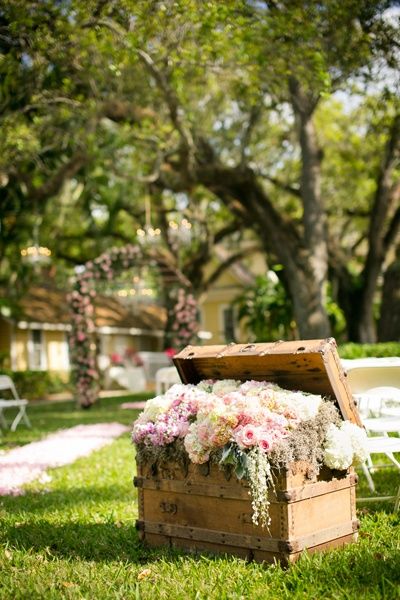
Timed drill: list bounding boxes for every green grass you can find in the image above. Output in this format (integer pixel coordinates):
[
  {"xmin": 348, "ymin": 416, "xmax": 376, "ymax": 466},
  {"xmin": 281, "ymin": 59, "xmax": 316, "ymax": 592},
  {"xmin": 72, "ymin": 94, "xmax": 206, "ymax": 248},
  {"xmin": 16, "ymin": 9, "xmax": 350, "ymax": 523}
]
[
  {"xmin": 0, "ymin": 396, "xmax": 399, "ymax": 599},
  {"xmin": 0, "ymin": 394, "xmax": 149, "ymax": 450}
]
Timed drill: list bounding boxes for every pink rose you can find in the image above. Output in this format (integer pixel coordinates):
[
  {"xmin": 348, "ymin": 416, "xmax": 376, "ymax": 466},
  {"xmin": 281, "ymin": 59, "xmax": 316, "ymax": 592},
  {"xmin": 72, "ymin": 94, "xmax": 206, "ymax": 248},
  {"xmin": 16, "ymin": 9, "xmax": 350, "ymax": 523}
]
[
  {"xmin": 258, "ymin": 431, "xmax": 274, "ymax": 452},
  {"xmin": 234, "ymin": 424, "xmax": 258, "ymax": 448}
]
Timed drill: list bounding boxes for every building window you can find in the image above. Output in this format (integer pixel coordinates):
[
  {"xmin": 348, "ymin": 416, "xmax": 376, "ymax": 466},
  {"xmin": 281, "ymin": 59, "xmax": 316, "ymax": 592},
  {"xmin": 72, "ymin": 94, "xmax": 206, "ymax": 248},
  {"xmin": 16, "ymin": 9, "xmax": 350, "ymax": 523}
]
[
  {"xmin": 29, "ymin": 329, "xmax": 46, "ymax": 370},
  {"xmin": 222, "ymin": 306, "xmax": 236, "ymax": 343}
]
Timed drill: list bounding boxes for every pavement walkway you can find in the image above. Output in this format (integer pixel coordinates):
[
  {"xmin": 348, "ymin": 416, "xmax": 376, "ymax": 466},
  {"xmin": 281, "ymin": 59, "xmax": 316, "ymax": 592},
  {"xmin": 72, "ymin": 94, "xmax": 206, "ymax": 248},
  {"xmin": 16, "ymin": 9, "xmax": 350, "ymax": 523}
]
[{"xmin": 0, "ymin": 422, "xmax": 130, "ymax": 496}]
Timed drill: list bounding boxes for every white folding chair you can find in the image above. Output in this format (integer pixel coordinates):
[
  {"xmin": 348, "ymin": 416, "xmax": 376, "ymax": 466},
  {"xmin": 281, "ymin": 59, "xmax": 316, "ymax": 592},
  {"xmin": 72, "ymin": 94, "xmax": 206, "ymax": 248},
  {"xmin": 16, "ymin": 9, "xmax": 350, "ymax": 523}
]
[
  {"xmin": 341, "ymin": 359, "xmax": 400, "ymax": 509},
  {"xmin": 358, "ymin": 396, "xmax": 400, "ymax": 510},
  {"xmin": 357, "ymin": 407, "xmax": 400, "ymax": 510},
  {"xmin": 353, "ymin": 386, "xmax": 400, "ymax": 419},
  {"xmin": 0, "ymin": 375, "xmax": 31, "ymax": 432},
  {"xmin": 155, "ymin": 367, "xmax": 181, "ymax": 395},
  {"xmin": 358, "ymin": 435, "xmax": 400, "ymax": 510}
]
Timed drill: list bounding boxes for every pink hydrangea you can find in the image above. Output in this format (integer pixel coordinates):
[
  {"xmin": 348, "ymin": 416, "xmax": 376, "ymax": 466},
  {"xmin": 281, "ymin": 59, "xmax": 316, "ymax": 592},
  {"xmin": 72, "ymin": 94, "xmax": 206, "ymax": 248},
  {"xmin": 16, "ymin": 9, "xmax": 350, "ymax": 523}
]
[{"xmin": 132, "ymin": 378, "xmax": 327, "ymax": 464}]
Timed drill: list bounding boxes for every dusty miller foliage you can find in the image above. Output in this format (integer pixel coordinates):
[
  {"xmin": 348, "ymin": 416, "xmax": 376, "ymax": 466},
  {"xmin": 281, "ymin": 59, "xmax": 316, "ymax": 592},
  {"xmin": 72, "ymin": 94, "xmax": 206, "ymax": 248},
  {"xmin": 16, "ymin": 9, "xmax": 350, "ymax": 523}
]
[{"xmin": 134, "ymin": 400, "xmax": 342, "ymax": 478}]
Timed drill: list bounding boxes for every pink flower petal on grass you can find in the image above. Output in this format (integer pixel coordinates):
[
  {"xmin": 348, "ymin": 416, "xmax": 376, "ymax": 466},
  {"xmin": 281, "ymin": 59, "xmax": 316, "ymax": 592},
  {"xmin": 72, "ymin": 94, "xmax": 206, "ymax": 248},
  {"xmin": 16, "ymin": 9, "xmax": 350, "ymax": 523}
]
[{"xmin": 0, "ymin": 423, "xmax": 129, "ymax": 496}]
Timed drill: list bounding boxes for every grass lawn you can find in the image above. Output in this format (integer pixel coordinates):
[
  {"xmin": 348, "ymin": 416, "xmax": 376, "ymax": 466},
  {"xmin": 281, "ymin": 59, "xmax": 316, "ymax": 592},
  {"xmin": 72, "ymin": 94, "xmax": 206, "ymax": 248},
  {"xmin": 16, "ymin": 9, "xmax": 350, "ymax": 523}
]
[{"xmin": 0, "ymin": 395, "xmax": 399, "ymax": 599}]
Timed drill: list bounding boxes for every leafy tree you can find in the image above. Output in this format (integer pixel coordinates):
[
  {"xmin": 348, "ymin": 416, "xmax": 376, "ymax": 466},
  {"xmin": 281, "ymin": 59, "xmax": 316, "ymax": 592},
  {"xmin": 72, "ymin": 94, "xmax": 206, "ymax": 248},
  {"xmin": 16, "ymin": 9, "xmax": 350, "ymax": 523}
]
[
  {"xmin": 102, "ymin": 0, "xmax": 398, "ymax": 340},
  {"xmin": 1, "ymin": 0, "xmax": 399, "ymax": 343}
]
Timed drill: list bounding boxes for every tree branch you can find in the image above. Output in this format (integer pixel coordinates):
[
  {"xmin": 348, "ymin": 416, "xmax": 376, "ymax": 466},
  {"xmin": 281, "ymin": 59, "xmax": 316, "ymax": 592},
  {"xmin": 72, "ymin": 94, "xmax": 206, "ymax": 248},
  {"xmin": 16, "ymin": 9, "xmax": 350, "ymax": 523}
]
[
  {"xmin": 257, "ymin": 171, "xmax": 301, "ymax": 197},
  {"xmin": 21, "ymin": 97, "xmax": 82, "ymax": 114},
  {"xmin": 83, "ymin": 14, "xmax": 196, "ymax": 172},
  {"xmin": 203, "ymin": 244, "xmax": 261, "ymax": 291},
  {"xmin": 367, "ymin": 113, "xmax": 400, "ymax": 255},
  {"xmin": 240, "ymin": 104, "xmax": 261, "ymax": 167},
  {"xmin": 214, "ymin": 219, "xmax": 244, "ymax": 244},
  {"xmin": 137, "ymin": 49, "xmax": 195, "ymax": 156},
  {"xmin": 31, "ymin": 152, "xmax": 87, "ymax": 202},
  {"xmin": 384, "ymin": 204, "xmax": 400, "ymax": 252}
]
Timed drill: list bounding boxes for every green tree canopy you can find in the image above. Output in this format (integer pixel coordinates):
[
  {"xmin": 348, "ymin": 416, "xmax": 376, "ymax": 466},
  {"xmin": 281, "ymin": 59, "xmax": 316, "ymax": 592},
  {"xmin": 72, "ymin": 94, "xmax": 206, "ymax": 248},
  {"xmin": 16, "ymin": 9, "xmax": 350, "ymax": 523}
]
[{"xmin": 1, "ymin": 0, "xmax": 399, "ymax": 341}]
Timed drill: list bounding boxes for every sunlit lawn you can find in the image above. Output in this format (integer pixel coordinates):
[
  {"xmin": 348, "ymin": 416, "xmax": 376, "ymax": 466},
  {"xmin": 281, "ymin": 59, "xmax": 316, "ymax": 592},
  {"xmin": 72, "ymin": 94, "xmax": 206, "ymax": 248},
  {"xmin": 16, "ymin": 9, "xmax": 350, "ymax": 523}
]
[{"xmin": 0, "ymin": 396, "xmax": 399, "ymax": 599}]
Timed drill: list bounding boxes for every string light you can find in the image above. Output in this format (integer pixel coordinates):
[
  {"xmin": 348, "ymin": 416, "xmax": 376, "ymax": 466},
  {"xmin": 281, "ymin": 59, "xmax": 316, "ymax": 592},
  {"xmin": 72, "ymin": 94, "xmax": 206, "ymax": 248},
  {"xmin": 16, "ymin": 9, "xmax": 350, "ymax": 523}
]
[
  {"xmin": 20, "ymin": 218, "xmax": 52, "ymax": 266},
  {"xmin": 136, "ymin": 197, "xmax": 193, "ymax": 246},
  {"xmin": 168, "ymin": 218, "xmax": 192, "ymax": 244},
  {"xmin": 136, "ymin": 197, "xmax": 161, "ymax": 245}
]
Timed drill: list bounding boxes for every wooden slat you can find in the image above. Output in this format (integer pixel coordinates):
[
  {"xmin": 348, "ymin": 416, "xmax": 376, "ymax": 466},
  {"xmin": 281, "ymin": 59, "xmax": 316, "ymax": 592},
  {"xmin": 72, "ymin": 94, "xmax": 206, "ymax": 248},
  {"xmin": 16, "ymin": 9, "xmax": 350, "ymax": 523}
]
[
  {"xmin": 253, "ymin": 532, "xmax": 358, "ymax": 566},
  {"xmin": 134, "ymin": 472, "xmax": 357, "ymax": 504},
  {"xmin": 288, "ymin": 488, "xmax": 356, "ymax": 538},
  {"xmin": 134, "ymin": 476, "xmax": 250, "ymax": 500},
  {"xmin": 139, "ymin": 488, "xmax": 285, "ymax": 539},
  {"xmin": 137, "ymin": 519, "xmax": 359, "ymax": 554}
]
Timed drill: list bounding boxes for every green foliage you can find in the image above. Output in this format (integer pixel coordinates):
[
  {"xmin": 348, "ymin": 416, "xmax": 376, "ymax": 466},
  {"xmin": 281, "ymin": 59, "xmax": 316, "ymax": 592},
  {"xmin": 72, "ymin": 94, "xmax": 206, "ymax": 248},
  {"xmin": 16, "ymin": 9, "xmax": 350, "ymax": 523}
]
[
  {"xmin": 0, "ymin": 370, "xmax": 71, "ymax": 400},
  {"xmin": 232, "ymin": 272, "xmax": 295, "ymax": 342},
  {"xmin": 338, "ymin": 342, "xmax": 400, "ymax": 359},
  {"xmin": 325, "ymin": 286, "xmax": 347, "ymax": 342}
]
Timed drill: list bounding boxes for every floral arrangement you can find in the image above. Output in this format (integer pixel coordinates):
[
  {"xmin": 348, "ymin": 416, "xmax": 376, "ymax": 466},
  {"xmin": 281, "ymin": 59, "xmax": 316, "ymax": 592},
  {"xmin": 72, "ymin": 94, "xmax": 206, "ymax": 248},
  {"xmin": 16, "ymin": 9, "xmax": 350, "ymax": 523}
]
[
  {"xmin": 110, "ymin": 349, "xmax": 144, "ymax": 367},
  {"xmin": 110, "ymin": 352, "xmax": 124, "ymax": 366},
  {"xmin": 124, "ymin": 347, "xmax": 144, "ymax": 367},
  {"xmin": 132, "ymin": 379, "xmax": 368, "ymax": 528}
]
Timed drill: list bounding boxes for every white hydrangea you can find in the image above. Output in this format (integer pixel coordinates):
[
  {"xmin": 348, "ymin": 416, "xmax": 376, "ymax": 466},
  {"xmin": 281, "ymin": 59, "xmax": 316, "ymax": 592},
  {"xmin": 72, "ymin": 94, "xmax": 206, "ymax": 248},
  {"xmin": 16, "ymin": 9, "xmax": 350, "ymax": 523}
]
[
  {"xmin": 196, "ymin": 380, "xmax": 215, "ymax": 392},
  {"xmin": 341, "ymin": 421, "xmax": 369, "ymax": 465},
  {"xmin": 323, "ymin": 424, "xmax": 354, "ymax": 470},
  {"xmin": 139, "ymin": 395, "xmax": 172, "ymax": 422},
  {"xmin": 212, "ymin": 379, "xmax": 240, "ymax": 395},
  {"xmin": 164, "ymin": 383, "xmax": 194, "ymax": 398},
  {"xmin": 275, "ymin": 391, "xmax": 322, "ymax": 421}
]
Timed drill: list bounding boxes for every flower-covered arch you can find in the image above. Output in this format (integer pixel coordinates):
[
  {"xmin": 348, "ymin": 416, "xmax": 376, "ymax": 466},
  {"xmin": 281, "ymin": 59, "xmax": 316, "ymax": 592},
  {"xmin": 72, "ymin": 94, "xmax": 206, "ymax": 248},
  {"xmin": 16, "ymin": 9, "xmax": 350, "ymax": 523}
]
[{"xmin": 68, "ymin": 245, "xmax": 199, "ymax": 408}]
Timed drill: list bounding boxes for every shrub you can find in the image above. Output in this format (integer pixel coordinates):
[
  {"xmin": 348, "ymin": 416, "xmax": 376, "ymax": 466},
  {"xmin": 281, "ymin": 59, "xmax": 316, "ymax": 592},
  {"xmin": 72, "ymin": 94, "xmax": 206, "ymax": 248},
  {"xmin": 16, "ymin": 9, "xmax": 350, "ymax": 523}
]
[
  {"xmin": 0, "ymin": 370, "xmax": 71, "ymax": 400},
  {"xmin": 338, "ymin": 342, "xmax": 400, "ymax": 359}
]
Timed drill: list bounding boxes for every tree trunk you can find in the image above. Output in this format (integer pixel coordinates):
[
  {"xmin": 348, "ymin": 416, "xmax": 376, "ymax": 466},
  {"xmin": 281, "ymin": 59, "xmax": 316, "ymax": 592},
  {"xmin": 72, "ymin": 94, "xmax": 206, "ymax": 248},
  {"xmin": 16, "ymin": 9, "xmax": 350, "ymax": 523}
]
[
  {"xmin": 289, "ymin": 78, "xmax": 329, "ymax": 322},
  {"xmin": 356, "ymin": 114, "xmax": 400, "ymax": 342},
  {"xmin": 195, "ymin": 164, "xmax": 331, "ymax": 339},
  {"xmin": 378, "ymin": 249, "xmax": 400, "ymax": 341}
]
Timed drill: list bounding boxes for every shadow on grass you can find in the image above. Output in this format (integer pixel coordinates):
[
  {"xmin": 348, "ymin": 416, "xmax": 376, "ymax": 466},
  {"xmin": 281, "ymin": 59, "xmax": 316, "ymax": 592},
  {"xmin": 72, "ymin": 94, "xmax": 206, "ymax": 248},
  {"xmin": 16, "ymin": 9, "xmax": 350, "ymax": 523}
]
[
  {"xmin": 2, "ymin": 517, "xmax": 400, "ymax": 592},
  {"xmin": 2, "ymin": 519, "xmax": 150, "ymax": 562},
  {"xmin": 0, "ymin": 485, "xmax": 137, "ymax": 514},
  {"xmin": 1, "ymin": 499, "xmax": 400, "ymax": 598}
]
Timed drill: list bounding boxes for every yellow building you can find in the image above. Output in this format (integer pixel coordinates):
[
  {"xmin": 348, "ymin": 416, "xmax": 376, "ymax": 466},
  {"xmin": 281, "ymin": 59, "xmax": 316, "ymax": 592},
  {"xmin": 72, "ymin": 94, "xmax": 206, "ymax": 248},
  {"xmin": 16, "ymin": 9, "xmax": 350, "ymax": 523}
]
[
  {"xmin": 0, "ymin": 287, "xmax": 165, "ymax": 378},
  {"xmin": 199, "ymin": 247, "xmax": 266, "ymax": 345},
  {"xmin": 0, "ymin": 249, "xmax": 265, "ymax": 376}
]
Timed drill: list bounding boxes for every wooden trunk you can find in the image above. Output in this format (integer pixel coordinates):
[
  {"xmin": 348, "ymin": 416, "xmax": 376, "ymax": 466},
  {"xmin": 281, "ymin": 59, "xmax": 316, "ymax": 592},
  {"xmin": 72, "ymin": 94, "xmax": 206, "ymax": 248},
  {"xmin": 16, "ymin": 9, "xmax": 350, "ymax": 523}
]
[
  {"xmin": 135, "ymin": 461, "xmax": 358, "ymax": 565},
  {"xmin": 135, "ymin": 338, "xmax": 361, "ymax": 565}
]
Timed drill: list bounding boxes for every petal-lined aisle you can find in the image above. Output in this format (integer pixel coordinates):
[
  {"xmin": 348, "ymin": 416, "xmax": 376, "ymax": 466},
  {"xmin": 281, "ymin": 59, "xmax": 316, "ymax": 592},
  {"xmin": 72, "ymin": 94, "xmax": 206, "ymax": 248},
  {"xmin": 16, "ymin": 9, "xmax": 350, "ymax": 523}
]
[{"xmin": 0, "ymin": 423, "xmax": 130, "ymax": 495}]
